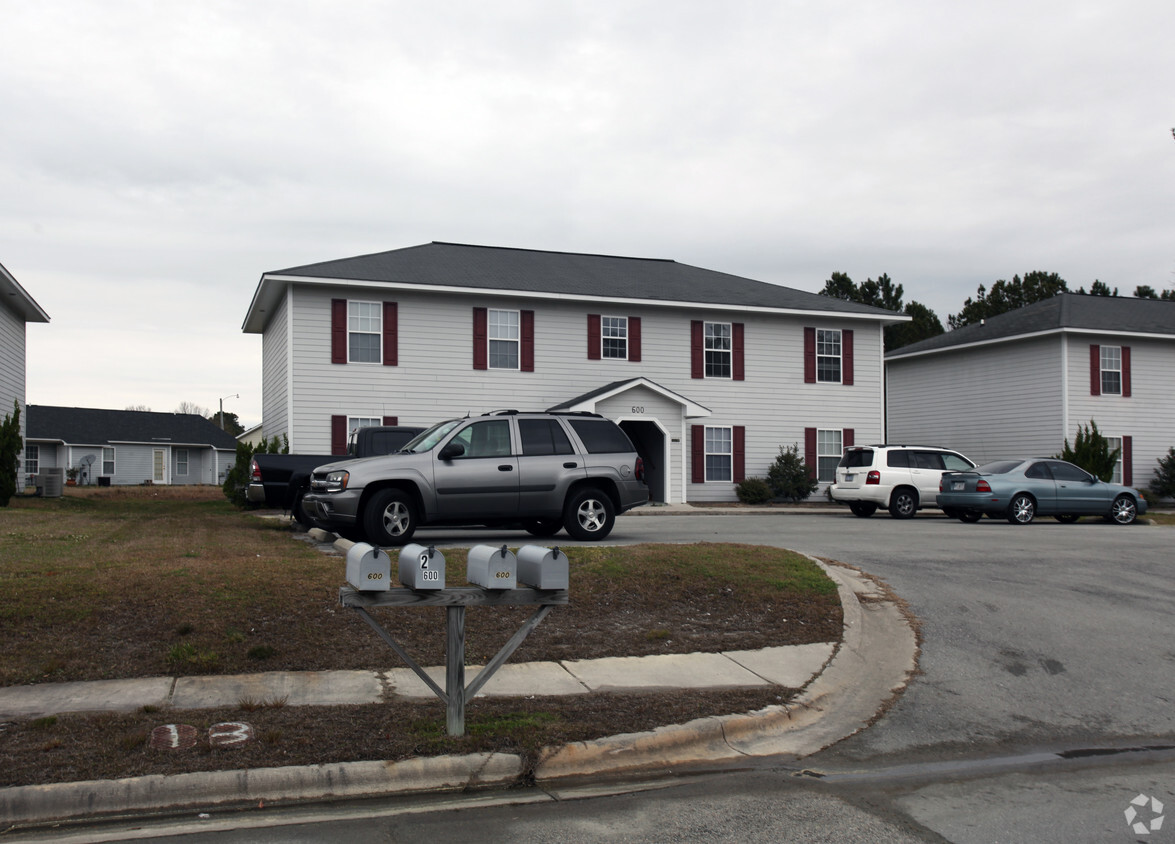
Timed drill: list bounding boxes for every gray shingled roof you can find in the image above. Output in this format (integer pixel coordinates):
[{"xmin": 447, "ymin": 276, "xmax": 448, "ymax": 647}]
[
  {"xmin": 887, "ymin": 293, "xmax": 1175, "ymax": 359},
  {"xmin": 27, "ymin": 405, "xmax": 239, "ymax": 449},
  {"xmin": 245, "ymin": 242, "xmax": 900, "ymax": 332}
]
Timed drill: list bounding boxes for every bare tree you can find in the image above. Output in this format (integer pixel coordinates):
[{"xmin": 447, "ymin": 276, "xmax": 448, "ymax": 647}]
[{"xmin": 175, "ymin": 401, "xmax": 210, "ymax": 416}]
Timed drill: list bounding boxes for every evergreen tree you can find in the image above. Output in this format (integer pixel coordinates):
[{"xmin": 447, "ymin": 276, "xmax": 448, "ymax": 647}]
[
  {"xmin": 766, "ymin": 444, "xmax": 818, "ymax": 502},
  {"xmin": 0, "ymin": 401, "xmax": 23, "ymax": 507},
  {"xmin": 819, "ymin": 272, "xmax": 943, "ymax": 351},
  {"xmin": 1055, "ymin": 420, "xmax": 1120, "ymax": 482},
  {"xmin": 948, "ymin": 271, "xmax": 1068, "ymax": 329}
]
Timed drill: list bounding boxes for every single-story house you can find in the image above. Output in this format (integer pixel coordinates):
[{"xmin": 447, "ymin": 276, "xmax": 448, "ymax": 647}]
[
  {"xmin": 25, "ymin": 405, "xmax": 239, "ymax": 487},
  {"xmin": 886, "ymin": 293, "xmax": 1175, "ymax": 489},
  {"xmin": 0, "ymin": 261, "xmax": 50, "ymax": 445},
  {"xmin": 242, "ymin": 241, "xmax": 907, "ymax": 503}
]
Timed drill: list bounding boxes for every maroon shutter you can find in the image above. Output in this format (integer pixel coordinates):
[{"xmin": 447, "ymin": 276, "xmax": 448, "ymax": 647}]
[
  {"xmin": 842, "ymin": 329, "xmax": 854, "ymax": 385},
  {"xmin": 587, "ymin": 314, "xmax": 601, "ymax": 360},
  {"xmin": 844, "ymin": 428, "xmax": 854, "ymax": 449},
  {"xmin": 691, "ymin": 321, "xmax": 704, "ymax": 378},
  {"xmin": 691, "ymin": 425, "xmax": 705, "ymax": 483},
  {"xmin": 521, "ymin": 310, "xmax": 535, "ymax": 371},
  {"xmin": 331, "ymin": 415, "xmax": 347, "ymax": 456},
  {"xmin": 382, "ymin": 302, "xmax": 398, "ymax": 366},
  {"xmin": 331, "ymin": 299, "xmax": 347, "ymax": 364},
  {"xmin": 732, "ymin": 323, "xmax": 745, "ymax": 381},
  {"xmin": 733, "ymin": 426, "xmax": 745, "ymax": 483},
  {"xmin": 629, "ymin": 316, "xmax": 641, "ymax": 362},
  {"xmin": 1122, "ymin": 346, "xmax": 1131, "ymax": 397},
  {"xmin": 1089, "ymin": 344, "xmax": 1100, "ymax": 395},
  {"xmin": 804, "ymin": 327, "xmax": 816, "ymax": 383},
  {"xmin": 382, "ymin": 416, "xmax": 398, "ymax": 426},
  {"xmin": 1123, "ymin": 436, "xmax": 1133, "ymax": 486},
  {"xmin": 805, "ymin": 427, "xmax": 818, "ymax": 480},
  {"xmin": 473, "ymin": 307, "xmax": 488, "ymax": 370}
]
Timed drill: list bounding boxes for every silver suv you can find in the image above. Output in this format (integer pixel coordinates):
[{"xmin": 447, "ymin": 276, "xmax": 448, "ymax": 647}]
[
  {"xmin": 831, "ymin": 444, "xmax": 975, "ymax": 519},
  {"xmin": 302, "ymin": 411, "xmax": 649, "ymax": 544}
]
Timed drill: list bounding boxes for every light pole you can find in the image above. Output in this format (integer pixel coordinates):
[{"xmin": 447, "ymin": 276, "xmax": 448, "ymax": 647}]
[{"xmin": 219, "ymin": 394, "xmax": 239, "ymax": 431}]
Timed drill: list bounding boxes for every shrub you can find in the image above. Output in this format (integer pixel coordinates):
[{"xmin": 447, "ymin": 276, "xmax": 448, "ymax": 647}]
[
  {"xmin": 1149, "ymin": 447, "xmax": 1175, "ymax": 499},
  {"xmin": 736, "ymin": 477, "xmax": 774, "ymax": 504},
  {"xmin": 0, "ymin": 400, "xmax": 21, "ymax": 507},
  {"xmin": 1055, "ymin": 420, "xmax": 1120, "ymax": 482},
  {"xmin": 766, "ymin": 444, "xmax": 819, "ymax": 502}
]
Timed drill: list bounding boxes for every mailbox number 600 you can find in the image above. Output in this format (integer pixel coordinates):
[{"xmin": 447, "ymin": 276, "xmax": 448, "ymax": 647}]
[{"xmin": 421, "ymin": 569, "xmax": 439, "ymax": 582}]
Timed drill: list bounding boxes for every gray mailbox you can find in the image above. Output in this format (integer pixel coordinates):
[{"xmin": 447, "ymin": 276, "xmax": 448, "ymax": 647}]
[
  {"xmin": 398, "ymin": 544, "xmax": 446, "ymax": 590},
  {"xmin": 346, "ymin": 542, "xmax": 392, "ymax": 591},
  {"xmin": 467, "ymin": 544, "xmax": 517, "ymax": 590},
  {"xmin": 517, "ymin": 545, "xmax": 569, "ymax": 590}
]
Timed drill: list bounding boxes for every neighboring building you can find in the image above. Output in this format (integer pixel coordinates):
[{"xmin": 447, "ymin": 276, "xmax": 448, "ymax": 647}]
[
  {"xmin": 25, "ymin": 406, "xmax": 239, "ymax": 487},
  {"xmin": 242, "ymin": 242, "xmax": 904, "ymax": 503},
  {"xmin": 236, "ymin": 422, "xmax": 264, "ymax": 449},
  {"xmin": 886, "ymin": 293, "xmax": 1175, "ymax": 489},
  {"xmin": 0, "ymin": 262, "xmax": 50, "ymax": 448}
]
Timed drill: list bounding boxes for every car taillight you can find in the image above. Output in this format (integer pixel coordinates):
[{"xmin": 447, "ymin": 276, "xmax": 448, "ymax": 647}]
[
  {"xmin": 976, "ymin": 479, "xmax": 991, "ymax": 493},
  {"xmin": 866, "ymin": 470, "xmax": 881, "ymax": 485},
  {"xmin": 250, "ymin": 459, "xmax": 261, "ymax": 483},
  {"xmin": 635, "ymin": 457, "xmax": 645, "ymax": 482}
]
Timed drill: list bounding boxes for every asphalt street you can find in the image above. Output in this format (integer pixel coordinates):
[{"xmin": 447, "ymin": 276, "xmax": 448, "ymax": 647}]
[{"xmin": 12, "ymin": 511, "xmax": 1172, "ymax": 843}]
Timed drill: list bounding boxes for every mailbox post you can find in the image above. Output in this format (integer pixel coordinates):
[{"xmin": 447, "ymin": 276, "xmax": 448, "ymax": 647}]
[{"xmin": 340, "ymin": 543, "xmax": 569, "ymax": 737}]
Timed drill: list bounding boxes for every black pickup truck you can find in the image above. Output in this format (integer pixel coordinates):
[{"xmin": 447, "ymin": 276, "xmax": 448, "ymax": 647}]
[{"xmin": 246, "ymin": 426, "xmax": 423, "ymax": 526}]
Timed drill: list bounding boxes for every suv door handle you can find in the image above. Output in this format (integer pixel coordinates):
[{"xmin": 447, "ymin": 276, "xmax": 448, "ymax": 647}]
[
  {"xmin": 498, "ymin": 465, "xmax": 514, "ymax": 472},
  {"xmin": 563, "ymin": 462, "xmax": 578, "ymax": 469}
]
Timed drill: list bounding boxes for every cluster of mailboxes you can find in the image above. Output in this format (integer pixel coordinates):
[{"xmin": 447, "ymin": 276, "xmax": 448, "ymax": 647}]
[{"xmin": 346, "ymin": 542, "xmax": 569, "ymax": 592}]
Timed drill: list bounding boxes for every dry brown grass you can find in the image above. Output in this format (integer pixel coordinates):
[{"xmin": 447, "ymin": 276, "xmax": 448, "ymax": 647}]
[{"xmin": 0, "ymin": 486, "xmax": 841, "ymax": 787}]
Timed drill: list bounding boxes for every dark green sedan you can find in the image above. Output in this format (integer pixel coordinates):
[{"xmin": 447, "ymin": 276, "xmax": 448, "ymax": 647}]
[{"xmin": 936, "ymin": 458, "xmax": 1148, "ymax": 525}]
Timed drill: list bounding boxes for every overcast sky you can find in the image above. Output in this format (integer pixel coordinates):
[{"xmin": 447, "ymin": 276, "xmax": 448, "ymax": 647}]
[{"xmin": 4, "ymin": 1, "xmax": 1173, "ymax": 428}]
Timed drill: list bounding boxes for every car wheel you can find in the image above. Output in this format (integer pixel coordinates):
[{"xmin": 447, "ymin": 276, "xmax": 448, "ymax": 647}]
[
  {"xmin": 363, "ymin": 489, "xmax": 417, "ymax": 546},
  {"xmin": 957, "ymin": 509, "xmax": 983, "ymax": 523},
  {"xmin": 563, "ymin": 488, "xmax": 616, "ymax": 541},
  {"xmin": 849, "ymin": 502, "xmax": 878, "ymax": 518},
  {"xmin": 1054, "ymin": 514, "xmax": 1080, "ymax": 524},
  {"xmin": 290, "ymin": 488, "xmax": 315, "ymax": 529},
  {"xmin": 1007, "ymin": 494, "xmax": 1035, "ymax": 525},
  {"xmin": 888, "ymin": 488, "xmax": 918, "ymax": 519},
  {"xmin": 523, "ymin": 517, "xmax": 563, "ymax": 538},
  {"xmin": 1110, "ymin": 494, "xmax": 1137, "ymax": 525}
]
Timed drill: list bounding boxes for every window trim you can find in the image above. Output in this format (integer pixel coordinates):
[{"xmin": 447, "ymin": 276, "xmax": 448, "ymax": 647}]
[
  {"xmin": 347, "ymin": 300, "xmax": 383, "ymax": 365},
  {"xmin": 704, "ymin": 321, "xmax": 733, "ymax": 379},
  {"xmin": 703, "ymin": 425, "xmax": 734, "ymax": 482},
  {"xmin": 1100, "ymin": 345, "xmax": 1122, "ymax": 396},
  {"xmin": 816, "ymin": 428, "xmax": 843, "ymax": 483},
  {"xmin": 102, "ymin": 446, "xmax": 115, "ymax": 476},
  {"xmin": 601, "ymin": 315, "xmax": 629, "ymax": 360},
  {"xmin": 488, "ymin": 308, "xmax": 521, "ymax": 371},
  {"xmin": 24, "ymin": 444, "xmax": 39, "ymax": 481},
  {"xmin": 175, "ymin": 448, "xmax": 189, "ymax": 477},
  {"xmin": 816, "ymin": 329, "xmax": 843, "ymax": 384}
]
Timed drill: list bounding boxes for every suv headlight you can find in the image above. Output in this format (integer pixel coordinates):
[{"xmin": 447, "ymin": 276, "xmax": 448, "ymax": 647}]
[{"xmin": 322, "ymin": 470, "xmax": 350, "ymax": 493}]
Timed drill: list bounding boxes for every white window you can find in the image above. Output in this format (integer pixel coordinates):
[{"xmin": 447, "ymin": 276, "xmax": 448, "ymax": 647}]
[
  {"xmin": 1100, "ymin": 346, "xmax": 1122, "ymax": 395},
  {"xmin": 1106, "ymin": 436, "xmax": 1123, "ymax": 484},
  {"xmin": 705, "ymin": 322, "xmax": 732, "ymax": 378},
  {"xmin": 705, "ymin": 426, "xmax": 733, "ymax": 481},
  {"xmin": 602, "ymin": 316, "xmax": 628, "ymax": 359},
  {"xmin": 349, "ymin": 417, "xmax": 381, "ymax": 436},
  {"xmin": 489, "ymin": 309, "xmax": 520, "ymax": 370},
  {"xmin": 817, "ymin": 329, "xmax": 842, "ymax": 383},
  {"xmin": 24, "ymin": 445, "xmax": 39, "ymax": 477},
  {"xmin": 102, "ymin": 447, "xmax": 115, "ymax": 476},
  {"xmin": 817, "ymin": 429, "xmax": 843, "ymax": 483},
  {"xmin": 348, "ymin": 301, "xmax": 382, "ymax": 363},
  {"xmin": 176, "ymin": 448, "xmax": 189, "ymax": 476}
]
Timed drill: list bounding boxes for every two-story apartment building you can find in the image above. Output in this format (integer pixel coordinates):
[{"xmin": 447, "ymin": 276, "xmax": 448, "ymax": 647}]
[
  {"xmin": 0, "ymin": 261, "xmax": 50, "ymax": 447},
  {"xmin": 886, "ymin": 293, "xmax": 1175, "ymax": 489},
  {"xmin": 242, "ymin": 242, "xmax": 904, "ymax": 503}
]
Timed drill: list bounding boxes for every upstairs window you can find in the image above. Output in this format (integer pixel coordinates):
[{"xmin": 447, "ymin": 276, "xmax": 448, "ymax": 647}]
[
  {"xmin": 348, "ymin": 301, "xmax": 382, "ymax": 363},
  {"xmin": 705, "ymin": 322, "xmax": 732, "ymax": 378},
  {"xmin": 1100, "ymin": 346, "xmax": 1122, "ymax": 395},
  {"xmin": 817, "ymin": 329, "xmax": 842, "ymax": 383},
  {"xmin": 489, "ymin": 309, "xmax": 520, "ymax": 370},
  {"xmin": 602, "ymin": 316, "xmax": 628, "ymax": 359}
]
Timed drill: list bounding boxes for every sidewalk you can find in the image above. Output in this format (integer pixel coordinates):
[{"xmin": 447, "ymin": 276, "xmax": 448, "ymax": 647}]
[{"xmin": 0, "ymin": 538, "xmax": 918, "ymax": 828}]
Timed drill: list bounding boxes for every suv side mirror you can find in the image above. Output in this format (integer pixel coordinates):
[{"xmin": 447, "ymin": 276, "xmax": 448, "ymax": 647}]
[{"xmin": 439, "ymin": 442, "xmax": 465, "ymax": 460}]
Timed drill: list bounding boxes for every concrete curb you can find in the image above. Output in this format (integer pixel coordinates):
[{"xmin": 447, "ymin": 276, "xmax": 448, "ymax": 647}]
[{"xmin": 0, "ymin": 559, "xmax": 917, "ymax": 827}]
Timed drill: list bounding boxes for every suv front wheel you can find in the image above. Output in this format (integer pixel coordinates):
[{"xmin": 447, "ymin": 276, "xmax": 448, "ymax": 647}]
[
  {"xmin": 363, "ymin": 489, "xmax": 418, "ymax": 546},
  {"xmin": 564, "ymin": 487, "xmax": 616, "ymax": 541}
]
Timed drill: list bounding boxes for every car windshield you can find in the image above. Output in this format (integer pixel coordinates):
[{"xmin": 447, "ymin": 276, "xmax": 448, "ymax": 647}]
[
  {"xmin": 401, "ymin": 419, "xmax": 464, "ymax": 453},
  {"xmin": 975, "ymin": 460, "xmax": 1025, "ymax": 475}
]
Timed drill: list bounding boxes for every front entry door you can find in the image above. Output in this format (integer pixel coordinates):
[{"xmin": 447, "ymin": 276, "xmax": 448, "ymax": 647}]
[{"xmin": 153, "ymin": 449, "xmax": 168, "ymax": 484}]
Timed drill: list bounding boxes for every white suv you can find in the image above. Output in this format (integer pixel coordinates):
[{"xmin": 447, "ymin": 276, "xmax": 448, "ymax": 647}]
[{"xmin": 831, "ymin": 445, "xmax": 975, "ymax": 519}]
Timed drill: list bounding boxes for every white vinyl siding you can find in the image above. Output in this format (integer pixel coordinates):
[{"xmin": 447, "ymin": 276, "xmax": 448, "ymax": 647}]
[
  {"xmin": 269, "ymin": 286, "xmax": 885, "ymax": 503},
  {"xmin": 261, "ymin": 290, "xmax": 290, "ymax": 445},
  {"xmin": 887, "ymin": 335, "xmax": 1064, "ymax": 467},
  {"xmin": 0, "ymin": 302, "xmax": 27, "ymax": 443}
]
